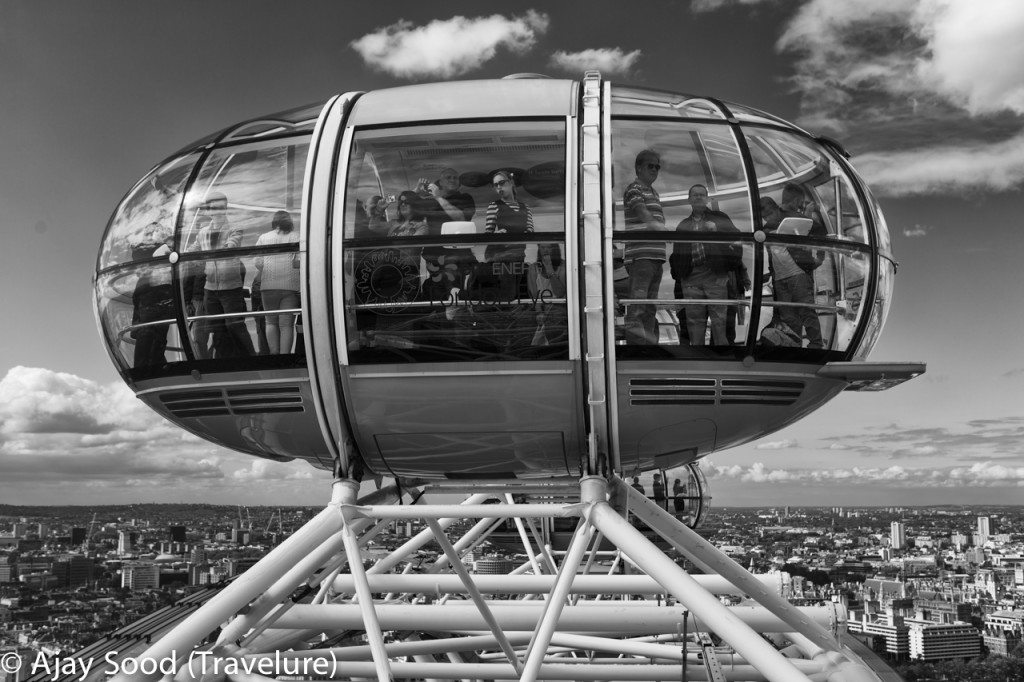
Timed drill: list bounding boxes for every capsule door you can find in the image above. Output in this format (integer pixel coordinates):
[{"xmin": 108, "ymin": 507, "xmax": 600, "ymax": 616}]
[{"xmin": 332, "ymin": 105, "xmax": 586, "ymax": 479}]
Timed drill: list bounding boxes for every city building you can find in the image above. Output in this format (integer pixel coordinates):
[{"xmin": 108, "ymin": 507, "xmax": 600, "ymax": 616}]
[
  {"xmin": 117, "ymin": 530, "xmax": 137, "ymax": 556},
  {"xmin": 982, "ymin": 625, "xmax": 1021, "ymax": 656},
  {"xmin": 986, "ymin": 609, "xmax": 1024, "ymax": 633},
  {"xmin": 121, "ymin": 562, "xmax": 160, "ymax": 590},
  {"xmin": 977, "ymin": 516, "xmax": 992, "ymax": 544},
  {"xmin": 847, "ymin": 611, "xmax": 910, "ymax": 658},
  {"xmin": 908, "ymin": 622, "xmax": 981, "ymax": 661},
  {"xmin": 891, "ymin": 521, "xmax": 906, "ymax": 550}
]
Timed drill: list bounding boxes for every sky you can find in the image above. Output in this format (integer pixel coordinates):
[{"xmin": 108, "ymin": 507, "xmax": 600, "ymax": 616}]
[{"xmin": 0, "ymin": 0, "xmax": 1022, "ymax": 508}]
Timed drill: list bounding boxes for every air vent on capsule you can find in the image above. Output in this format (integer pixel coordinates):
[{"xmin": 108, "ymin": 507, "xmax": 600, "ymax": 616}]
[
  {"xmin": 629, "ymin": 378, "xmax": 716, "ymax": 406},
  {"xmin": 159, "ymin": 385, "xmax": 305, "ymax": 417},
  {"xmin": 628, "ymin": 378, "xmax": 804, "ymax": 407},
  {"xmin": 720, "ymin": 379, "xmax": 804, "ymax": 406}
]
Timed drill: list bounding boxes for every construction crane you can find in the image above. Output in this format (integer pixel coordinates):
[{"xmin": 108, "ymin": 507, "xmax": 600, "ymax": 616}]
[{"xmin": 80, "ymin": 512, "xmax": 98, "ymax": 552}]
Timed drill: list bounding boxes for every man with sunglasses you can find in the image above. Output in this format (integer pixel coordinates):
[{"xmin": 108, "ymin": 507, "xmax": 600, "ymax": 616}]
[{"xmin": 622, "ymin": 149, "xmax": 667, "ymax": 345}]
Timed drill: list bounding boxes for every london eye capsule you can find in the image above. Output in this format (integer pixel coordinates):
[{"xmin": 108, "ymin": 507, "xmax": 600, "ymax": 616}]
[{"xmin": 94, "ymin": 73, "xmax": 924, "ymax": 482}]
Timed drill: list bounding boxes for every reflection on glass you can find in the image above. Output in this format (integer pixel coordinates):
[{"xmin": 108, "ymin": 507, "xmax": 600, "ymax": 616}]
[
  {"xmin": 757, "ymin": 246, "xmax": 868, "ymax": 354},
  {"xmin": 183, "ymin": 254, "xmax": 257, "ymax": 360},
  {"xmin": 612, "ymin": 238, "xmax": 752, "ymax": 352},
  {"xmin": 343, "ymin": 120, "xmax": 567, "ymax": 363},
  {"xmin": 100, "ymin": 154, "xmax": 198, "ymax": 269},
  {"xmin": 345, "ymin": 241, "xmax": 568, "ymax": 363},
  {"xmin": 344, "ymin": 121, "xmax": 566, "ymax": 241},
  {"xmin": 853, "ymin": 257, "xmax": 893, "ymax": 361},
  {"xmin": 222, "ymin": 102, "xmax": 323, "ymax": 142},
  {"xmin": 96, "ymin": 265, "xmax": 184, "ymax": 372},
  {"xmin": 746, "ymin": 127, "xmax": 868, "ymax": 244},
  {"xmin": 611, "ymin": 120, "xmax": 752, "ymax": 232},
  {"xmin": 610, "ymin": 86, "xmax": 727, "ymax": 120},
  {"xmin": 182, "ymin": 137, "xmax": 309, "ymax": 252}
]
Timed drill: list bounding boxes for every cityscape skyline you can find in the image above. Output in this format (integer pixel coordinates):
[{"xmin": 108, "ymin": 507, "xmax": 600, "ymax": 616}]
[
  {"xmin": 2, "ymin": 501, "xmax": 1022, "ymax": 678},
  {"xmin": 0, "ymin": 1, "xmax": 1022, "ymax": 507}
]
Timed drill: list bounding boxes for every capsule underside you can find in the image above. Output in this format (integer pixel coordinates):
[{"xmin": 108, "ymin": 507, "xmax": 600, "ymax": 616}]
[{"xmin": 94, "ymin": 76, "xmax": 896, "ymax": 479}]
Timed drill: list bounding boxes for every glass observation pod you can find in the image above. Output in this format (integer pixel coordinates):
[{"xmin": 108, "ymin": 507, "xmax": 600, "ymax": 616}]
[{"xmin": 94, "ymin": 73, "xmax": 924, "ymax": 481}]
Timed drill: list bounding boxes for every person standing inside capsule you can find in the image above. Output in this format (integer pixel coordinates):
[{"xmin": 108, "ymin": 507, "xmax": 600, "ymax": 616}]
[
  {"xmin": 255, "ymin": 210, "xmax": 300, "ymax": 355},
  {"xmin": 192, "ymin": 192, "xmax": 255, "ymax": 358},
  {"xmin": 760, "ymin": 196, "xmax": 824, "ymax": 349},
  {"xmin": 417, "ymin": 168, "xmax": 477, "ymax": 290},
  {"xmin": 670, "ymin": 184, "xmax": 740, "ymax": 346},
  {"xmin": 622, "ymin": 150, "xmax": 667, "ymax": 345}
]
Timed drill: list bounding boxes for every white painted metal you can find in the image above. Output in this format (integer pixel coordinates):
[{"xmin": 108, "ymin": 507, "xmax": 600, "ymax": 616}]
[
  {"xmin": 329, "ymin": 572, "xmax": 784, "ymax": 595},
  {"xmin": 110, "ymin": 475, "xmax": 884, "ymax": 682}
]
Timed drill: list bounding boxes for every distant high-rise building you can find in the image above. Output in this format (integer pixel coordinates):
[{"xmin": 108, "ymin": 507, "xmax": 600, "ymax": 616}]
[
  {"xmin": 891, "ymin": 521, "xmax": 906, "ymax": 550},
  {"xmin": 117, "ymin": 530, "xmax": 137, "ymax": 555},
  {"xmin": 977, "ymin": 516, "xmax": 992, "ymax": 543},
  {"xmin": 190, "ymin": 545, "xmax": 207, "ymax": 565},
  {"xmin": 169, "ymin": 526, "xmax": 187, "ymax": 543},
  {"xmin": 70, "ymin": 527, "xmax": 87, "ymax": 546},
  {"xmin": 52, "ymin": 555, "xmax": 93, "ymax": 588}
]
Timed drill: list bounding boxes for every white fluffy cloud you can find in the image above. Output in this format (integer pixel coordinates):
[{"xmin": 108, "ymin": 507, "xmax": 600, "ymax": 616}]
[
  {"xmin": 902, "ymin": 224, "xmax": 931, "ymax": 237},
  {"xmin": 350, "ymin": 12, "xmax": 550, "ymax": 79},
  {"xmin": 914, "ymin": 0, "xmax": 1024, "ymax": 116},
  {"xmin": 0, "ymin": 366, "xmax": 158, "ymax": 435},
  {"xmin": 856, "ymin": 131, "xmax": 1024, "ymax": 195},
  {"xmin": 773, "ymin": 0, "xmax": 1024, "ymax": 195},
  {"xmin": 0, "ymin": 366, "xmax": 324, "ymax": 502},
  {"xmin": 779, "ymin": 0, "xmax": 1024, "ymax": 114},
  {"xmin": 549, "ymin": 48, "xmax": 641, "ymax": 75},
  {"xmin": 706, "ymin": 460, "xmax": 1024, "ymax": 487},
  {"xmin": 754, "ymin": 439, "xmax": 797, "ymax": 450}
]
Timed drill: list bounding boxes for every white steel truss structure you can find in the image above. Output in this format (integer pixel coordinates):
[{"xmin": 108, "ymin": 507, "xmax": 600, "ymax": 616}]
[{"xmin": 110, "ymin": 476, "xmax": 882, "ymax": 682}]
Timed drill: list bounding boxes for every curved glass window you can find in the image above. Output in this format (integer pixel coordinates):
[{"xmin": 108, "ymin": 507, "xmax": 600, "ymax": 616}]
[
  {"xmin": 610, "ymin": 119, "xmax": 753, "ymax": 355},
  {"xmin": 745, "ymin": 127, "xmax": 868, "ymax": 244},
  {"xmin": 611, "ymin": 86, "xmax": 726, "ymax": 120},
  {"xmin": 612, "ymin": 121, "xmax": 752, "ymax": 231},
  {"xmin": 342, "ymin": 121, "xmax": 568, "ymax": 363},
  {"xmin": 96, "ymin": 262, "xmax": 184, "ymax": 374},
  {"xmin": 755, "ymin": 245, "xmax": 869, "ymax": 357},
  {"xmin": 852, "ymin": 256, "xmax": 894, "ymax": 361},
  {"xmin": 221, "ymin": 101, "xmax": 324, "ymax": 143},
  {"xmin": 721, "ymin": 101, "xmax": 801, "ymax": 129},
  {"xmin": 178, "ymin": 136, "xmax": 309, "ymax": 362},
  {"xmin": 181, "ymin": 137, "xmax": 308, "ymax": 251},
  {"xmin": 99, "ymin": 153, "xmax": 199, "ymax": 269}
]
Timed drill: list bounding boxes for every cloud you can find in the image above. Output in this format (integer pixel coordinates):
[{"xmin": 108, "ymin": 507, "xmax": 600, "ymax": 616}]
[
  {"xmin": 549, "ymin": 48, "xmax": 641, "ymax": 75},
  {"xmin": 232, "ymin": 459, "xmax": 315, "ymax": 482},
  {"xmin": 902, "ymin": 224, "xmax": 931, "ymax": 237},
  {"xmin": 1002, "ymin": 368, "xmax": 1024, "ymax": 379},
  {"xmin": 692, "ymin": 0, "xmax": 775, "ymax": 11},
  {"xmin": 913, "ymin": 0, "xmax": 1024, "ymax": 116},
  {"xmin": 856, "ymin": 132, "xmax": 1024, "ymax": 195},
  {"xmin": 350, "ymin": 12, "xmax": 550, "ymax": 79},
  {"xmin": 820, "ymin": 418, "xmax": 1024, "ymax": 462},
  {"xmin": 705, "ymin": 460, "xmax": 1024, "ymax": 487},
  {"xmin": 0, "ymin": 366, "xmax": 321, "ymax": 498},
  {"xmin": 779, "ymin": 0, "xmax": 1024, "ymax": 116},
  {"xmin": 755, "ymin": 439, "xmax": 798, "ymax": 450},
  {"xmin": 775, "ymin": 0, "xmax": 1024, "ymax": 195},
  {"xmin": 0, "ymin": 366, "xmax": 145, "ymax": 435}
]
